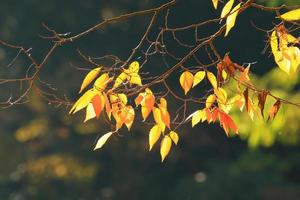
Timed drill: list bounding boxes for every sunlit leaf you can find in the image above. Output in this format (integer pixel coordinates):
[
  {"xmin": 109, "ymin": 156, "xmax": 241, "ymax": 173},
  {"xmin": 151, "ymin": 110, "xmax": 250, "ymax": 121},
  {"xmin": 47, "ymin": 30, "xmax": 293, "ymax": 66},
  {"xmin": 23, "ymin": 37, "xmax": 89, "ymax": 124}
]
[
  {"xmin": 207, "ymin": 72, "xmax": 218, "ymax": 88},
  {"xmin": 79, "ymin": 67, "xmax": 101, "ymax": 93},
  {"xmin": 70, "ymin": 89, "xmax": 96, "ymax": 114},
  {"xmin": 218, "ymin": 111, "xmax": 238, "ymax": 135},
  {"xmin": 281, "ymin": 8, "xmax": 300, "ymax": 21},
  {"xmin": 160, "ymin": 136, "xmax": 172, "ymax": 162},
  {"xmin": 94, "ymin": 73, "xmax": 110, "ymax": 91},
  {"xmin": 206, "ymin": 94, "xmax": 216, "ymax": 108},
  {"xmin": 212, "ymin": 0, "xmax": 218, "ymax": 9},
  {"xmin": 153, "ymin": 107, "xmax": 166, "ymax": 132},
  {"xmin": 180, "ymin": 71, "xmax": 194, "ymax": 95},
  {"xmin": 158, "ymin": 98, "xmax": 171, "ymax": 129},
  {"xmin": 192, "ymin": 71, "xmax": 206, "ymax": 88},
  {"xmin": 113, "ymin": 72, "xmax": 127, "ymax": 89},
  {"xmin": 92, "ymin": 94, "xmax": 105, "ymax": 118},
  {"xmin": 84, "ymin": 103, "xmax": 96, "ymax": 122},
  {"xmin": 93, "ymin": 132, "xmax": 113, "ymax": 150},
  {"xmin": 149, "ymin": 125, "xmax": 161, "ymax": 151},
  {"xmin": 225, "ymin": 2, "xmax": 242, "ymax": 37},
  {"xmin": 169, "ymin": 131, "xmax": 179, "ymax": 145},
  {"xmin": 191, "ymin": 109, "xmax": 206, "ymax": 127},
  {"xmin": 220, "ymin": 0, "xmax": 234, "ymax": 18},
  {"xmin": 124, "ymin": 105, "xmax": 135, "ymax": 130}
]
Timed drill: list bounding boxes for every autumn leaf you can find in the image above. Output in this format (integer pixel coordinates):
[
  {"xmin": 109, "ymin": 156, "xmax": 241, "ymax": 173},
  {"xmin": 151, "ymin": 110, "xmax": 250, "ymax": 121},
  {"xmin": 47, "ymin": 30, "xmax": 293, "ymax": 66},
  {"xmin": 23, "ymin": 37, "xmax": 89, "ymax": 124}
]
[
  {"xmin": 114, "ymin": 61, "xmax": 142, "ymax": 89},
  {"xmin": 169, "ymin": 131, "xmax": 179, "ymax": 145},
  {"xmin": 79, "ymin": 67, "xmax": 101, "ymax": 93},
  {"xmin": 94, "ymin": 73, "xmax": 110, "ymax": 91},
  {"xmin": 153, "ymin": 107, "xmax": 166, "ymax": 132},
  {"xmin": 280, "ymin": 8, "xmax": 300, "ymax": 21},
  {"xmin": 84, "ymin": 103, "xmax": 97, "ymax": 122},
  {"xmin": 190, "ymin": 109, "xmax": 206, "ymax": 127},
  {"xmin": 160, "ymin": 136, "xmax": 172, "ymax": 162},
  {"xmin": 124, "ymin": 105, "xmax": 135, "ymax": 130},
  {"xmin": 268, "ymin": 100, "xmax": 281, "ymax": 121},
  {"xmin": 158, "ymin": 98, "xmax": 171, "ymax": 129},
  {"xmin": 206, "ymin": 94, "xmax": 216, "ymax": 108},
  {"xmin": 212, "ymin": 0, "xmax": 218, "ymax": 9},
  {"xmin": 69, "ymin": 89, "xmax": 96, "ymax": 114},
  {"xmin": 180, "ymin": 71, "xmax": 194, "ymax": 94},
  {"xmin": 207, "ymin": 71, "xmax": 218, "ymax": 88},
  {"xmin": 92, "ymin": 94, "xmax": 105, "ymax": 118},
  {"xmin": 149, "ymin": 125, "xmax": 161, "ymax": 151},
  {"xmin": 220, "ymin": 0, "xmax": 234, "ymax": 18},
  {"xmin": 93, "ymin": 132, "xmax": 113, "ymax": 150},
  {"xmin": 192, "ymin": 71, "xmax": 206, "ymax": 88},
  {"xmin": 257, "ymin": 90, "xmax": 268, "ymax": 118},
  {"xmin": 225, "ymin": 3, "xmax": 242, "ymax": 37},
  {"xmin": 218, "ymin": 111, "xmax": 238, "ymax": 136},
  {"xmin": 113, "ymin": 72, "xmax": 127, "ymax": 89},
  {"xmin": 135, "ymin": 88, "xmax": 155, "ymax": 121}
]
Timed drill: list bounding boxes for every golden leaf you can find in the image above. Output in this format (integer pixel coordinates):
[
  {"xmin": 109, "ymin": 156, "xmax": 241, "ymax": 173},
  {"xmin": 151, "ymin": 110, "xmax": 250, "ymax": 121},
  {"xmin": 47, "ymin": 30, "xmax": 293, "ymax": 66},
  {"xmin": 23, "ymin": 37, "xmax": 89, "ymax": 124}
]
[
  {"xmin": 153, "ymin": 107, "xmax": 166, "ymax": 132},
  {"xmin": 192, "ymin": 71, "xmax": 206, "ymax": 88},
  {"xmin": 179, "ymin": 71, "xmax": 194, "ymax": 95},
  {"xmin": 225, "ymin": 3, "xmax": 241, "ymax": 37},
  {"xmin": 169, "ymin": 131, "xmax": 179, "ymax": 145},
  {"xmin": 149, "ymin": 125, "xmax": 162, "ymax": 151},
  {"xmin": 207, "ymin": 72, "xmax": 218, "ymax": 88},
  {"xmin": 93, "ymin": 132, "xmax": 113, "ymax": 150},
  {"xmin": 79, "ymin": 67, "xmax": 101, "ymax": 93},
  {"xmin": 191, "ymin": 109, "xmax": 206, "ymax": 127},
  {"xmin": 281, "ymin": 8, "xmax": 300, "ymax": 21},
  {"xmin": 113, "ymin": 72, "xmax": 127, "ymax": 89},
  {"xmin": 212, "ymin": 0, "xmax": 218, "ymax": 10},
  {"xmin": 160, "ymin": 136, "xmax": 172, "ymax": 162},
  {"xmin": 69, "ymin": 89, "xmax": 96, "ymax": 114},
  {"xmin": 221, "ymin": 0, "xmax": 234, "ymax": 18},
  {"xmin": 206, "ymin": 94, "xmax": 216, "ymax": 108},
  {"xmin": 94, "ymin": 73, "xmax": 110, "ymax": 91}
]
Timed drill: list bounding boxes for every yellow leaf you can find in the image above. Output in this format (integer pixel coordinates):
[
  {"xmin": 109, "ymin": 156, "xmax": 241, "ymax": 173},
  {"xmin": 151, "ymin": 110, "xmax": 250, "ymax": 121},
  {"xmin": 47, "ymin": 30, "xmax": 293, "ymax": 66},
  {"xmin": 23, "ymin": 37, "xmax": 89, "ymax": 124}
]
[
  {"xmin": 221, "ymin": 0, "xmax": 234, "ymax": 18},
  {"xmin": 281, "ymin": 8, "xmax": 300, "ymax": 21},
  {"xmin": 79, "ymin": 67, "xmax": 101, "ymax": 93},
  {"xmin": 128, "ymin": 73, "xmax": 142, "ymax": 86},
  {"xmin": 207, "ymin": 72, "xmax": 218, "ymax": 88},
  {"xmin": 94, "ymin": 73, "xmax": 110, "ymax": 91},
  {"xmin": 113, "ymin": 72, "xmax": 127, "ymax": 89},
  {"xmin": 124, "ymin": 106, "xmax": 135, "ymax": 130},
  {"xmin": 169, "ymin": 131, "xmax": 179, "ymax": 145},
  {"xmin": 149, "ymin": 125, "xmax": 161, "ymax": 151},
  {"xmin": 206, "ymin": 94, "xmax": 216, "ymax": 108},
  {"xmin": 84, "ymin": 103, "xmax": 96, "ymax": 122},
  {"xmin": 160, "ymin": 136, "xmax": 172, "ymax": 162},
  {"xmin": 70, "ymin": 89, "xmax": 96, "ymax": 114},
  {"xmin": 158, "ymin": 98, "xmax": 171, "ymax": 129},
  {"xmin": 191, "ymin": 110, "xmax": 206, "ymax": 127},
  {"xmin": 222, "ymin": 70, "xmax": 228, "ymax": 80},
  {"xmin": 153, "ymin": 107, "xmax": 166, "ymax": 132},
  {"xmin": 212, "ymin": 0, "xmax": 218, "ymax": 9},
  {"xmin": 192, "ymin": 71, "xmax": 206, "ymax": 88},
  {"xmin": 128, "ymin": 61, "xmax": 140, "ymax": 74},
  {"xmin": 225, "ymin": 3, "xmax": 241, "ymax": 37},
  {"xmin": 179, "ymin": 71, "xmax": 194, "ymax": 95},
  {"xmin": 214, "ymin": 87, "xmax": 227, "ymax": 104},
  {"xmin": 93, "ymin": 132, "xmax": 113, "ymax": 150}
]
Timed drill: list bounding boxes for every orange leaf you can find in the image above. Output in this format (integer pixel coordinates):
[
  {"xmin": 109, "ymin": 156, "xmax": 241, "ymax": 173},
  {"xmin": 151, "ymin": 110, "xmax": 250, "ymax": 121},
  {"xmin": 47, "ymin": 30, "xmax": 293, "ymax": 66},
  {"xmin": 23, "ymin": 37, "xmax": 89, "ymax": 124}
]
[
  {"xmin": 92, "ymin": 94, "xmax": 105, "ymax": 118},
  {"xmin": 218, "ymin": 111, "xmax": 238, "ymax": 136},
  {"xmin": 268, "ymin": 100, "xmax": 281, "ymax": 121}
]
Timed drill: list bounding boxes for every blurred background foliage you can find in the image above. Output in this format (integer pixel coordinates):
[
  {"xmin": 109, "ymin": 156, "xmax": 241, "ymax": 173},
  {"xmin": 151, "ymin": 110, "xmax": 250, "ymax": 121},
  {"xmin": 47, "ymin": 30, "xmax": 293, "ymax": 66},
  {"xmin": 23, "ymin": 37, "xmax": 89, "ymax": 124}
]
[{"xmin": 0, "ymin": 0, "xmax": 299, "ymax": 200}]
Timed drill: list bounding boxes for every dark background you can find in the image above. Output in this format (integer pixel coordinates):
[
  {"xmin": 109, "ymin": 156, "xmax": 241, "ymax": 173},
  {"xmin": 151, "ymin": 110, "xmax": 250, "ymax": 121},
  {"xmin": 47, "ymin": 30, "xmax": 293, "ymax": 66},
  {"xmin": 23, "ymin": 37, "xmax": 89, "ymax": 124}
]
[{"xmin": 0, "ymin": 0, "xmax": 300, "ymax": 200}]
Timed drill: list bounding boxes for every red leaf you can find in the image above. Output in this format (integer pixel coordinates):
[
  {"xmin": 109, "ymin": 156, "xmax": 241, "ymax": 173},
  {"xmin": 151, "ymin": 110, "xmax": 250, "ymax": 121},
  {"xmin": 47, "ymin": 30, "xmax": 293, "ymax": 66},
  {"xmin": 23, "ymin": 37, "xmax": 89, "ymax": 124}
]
[
  {"xmin": 92, "ymin": 94, "xmax": 105, "ymax": 118},
  {"xmin": 218, "ymin": 111, "xmax": 238, "ymax": 136}
]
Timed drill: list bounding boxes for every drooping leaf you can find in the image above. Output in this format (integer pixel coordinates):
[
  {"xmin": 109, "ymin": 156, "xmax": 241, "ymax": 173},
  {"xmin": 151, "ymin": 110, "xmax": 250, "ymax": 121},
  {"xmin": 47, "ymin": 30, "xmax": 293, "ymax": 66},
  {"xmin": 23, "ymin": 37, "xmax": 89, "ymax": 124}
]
[
  {"xmin": 93, "ymin": 132, "xmax": 113, "ymax": 150},
  {"xmin": 160, "ymin": 136, "xmax": 172, "ymax": 162},
  {"xmin": 149, "ymin": 125, "xmax": 161, "ymax": 151},
  {"xmin": 268, "ymin": 100, "xmax": 281, "ymax": 121},
  {"xmin": 158, "ymin": 98, "xmax": 171, "ymax": 129},
  {"xmin": 225, "ymin": 3, "xmax": 242, "ymax": 37},
  {"xmin": 135, "ymin": 88, "xmax": 155, "ymax": 121},
  {"xmin": 207, "ymin": 72, "xmax": 218, "ymax": 88},
  {"xmin": 153, "ymin": 107, "xmax": 166, "ymax": 132},
  {"xmin": 179, "ymin": 71, "xmax": 194, "ymax": 95},
  {"xmin": 220, "ymin": 0, "xmax": 234, "ymax": 18},
  {"xmin": 218, "ymin": 111, "xmax": 238, "ymax": 136},
  {"xmin": 192, "ymin": 71, "xmax": 206, "ymax": 88},
  {"xmin": 79, "ymin": 67, "xmax": 101, "ymax": 93},
  {"xmin": 257, "ymin": 90, "xmax": 268, "ymax": 118},
  {"xmin": 169, "ymin": 131, "xmax": 179, "ymax": 145},
  {"xmin": 92, "ymin": 94, "xmax": 105, "ymax": 118},
  {"xmin": 124, "ymin": 105, "xmax": 135, "ymax": 130},
  {"xmin": 212, "ymin": 0, "xmax": 218, "ymax": 9},
  {"xmin": 281, "ymin": 8, "xmax": 300, "ymax": 21}
]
